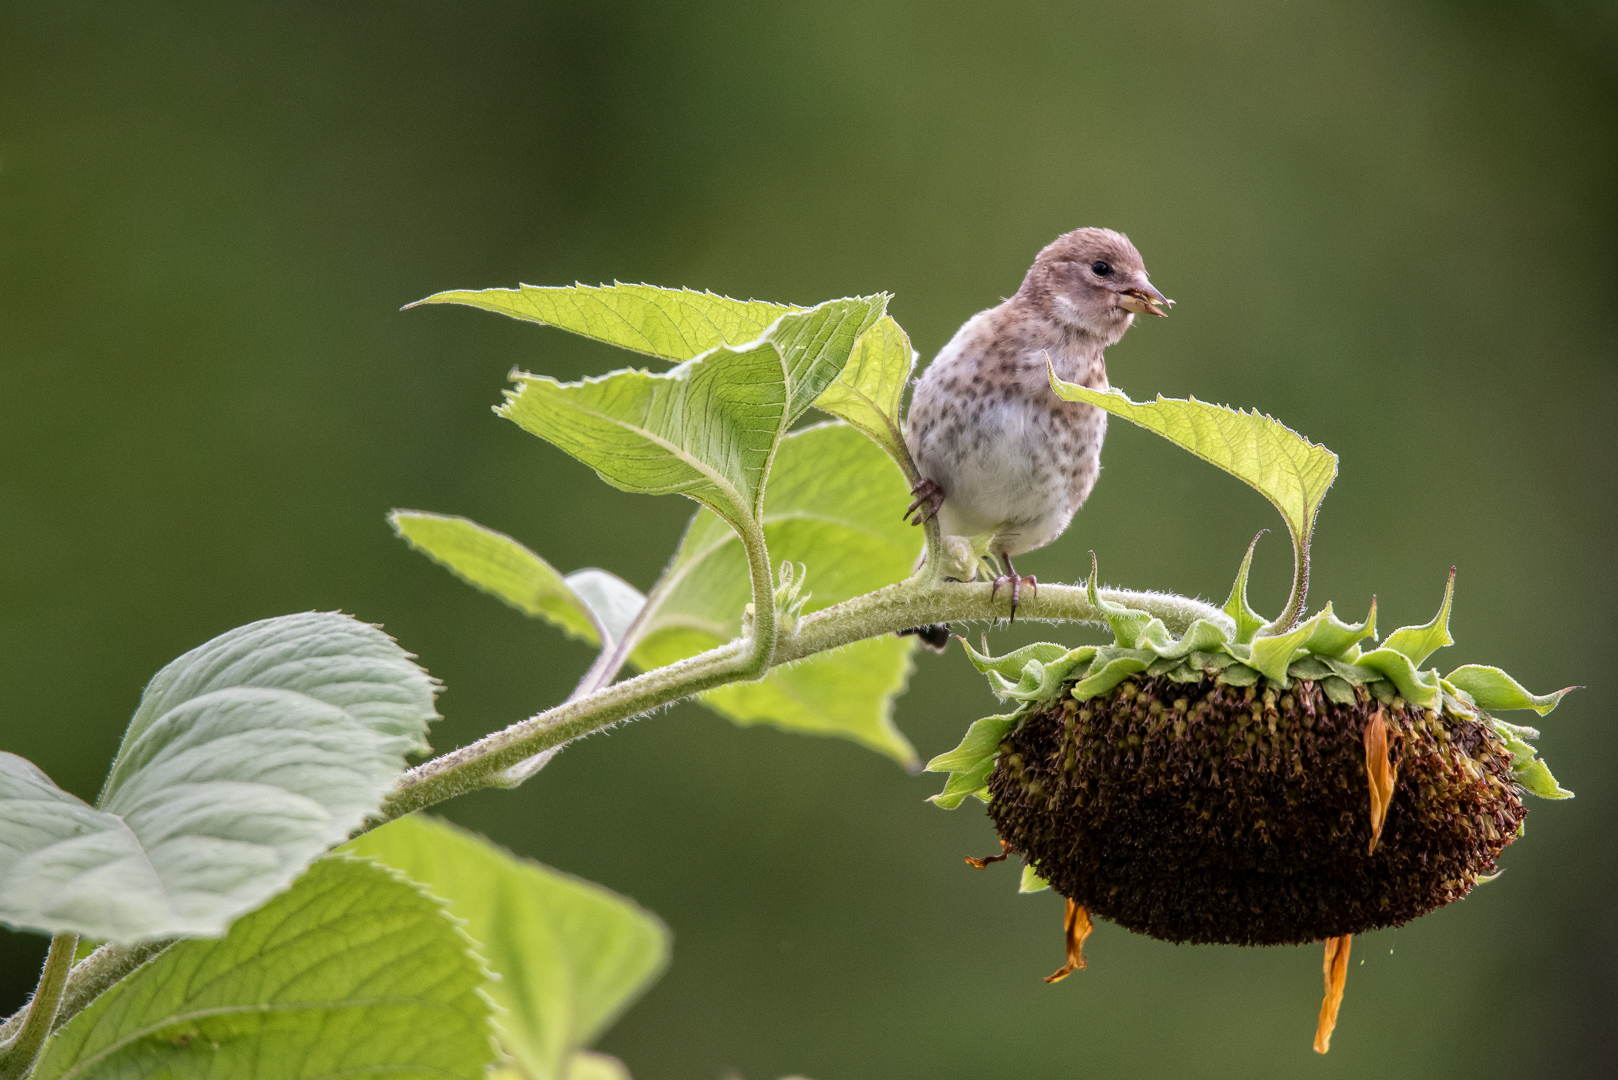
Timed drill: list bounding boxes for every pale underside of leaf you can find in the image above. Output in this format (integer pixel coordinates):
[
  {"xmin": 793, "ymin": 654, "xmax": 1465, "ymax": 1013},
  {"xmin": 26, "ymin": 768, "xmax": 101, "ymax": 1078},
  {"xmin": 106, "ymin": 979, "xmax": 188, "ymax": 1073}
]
[
  {"xmin": 0, "ymin": 613, "xmax": 438, "ymax": 943},
  {"xmin": 32, "ymin": 856, "xmax": 494, "ymax": 1080},
  {"xmin": 346, "ymin": 815, "xmax": 669, "ymax": 1080},
  {"xmin": 1045, "ymin": 370, "xmax": 1339, "ymax": 548}
]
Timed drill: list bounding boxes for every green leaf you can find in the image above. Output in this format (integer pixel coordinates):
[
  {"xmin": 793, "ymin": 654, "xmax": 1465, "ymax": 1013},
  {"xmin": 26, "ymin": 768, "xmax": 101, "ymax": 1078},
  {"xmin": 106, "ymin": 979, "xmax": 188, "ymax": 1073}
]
[
  {"xmin": 391, "ymin": 511, "xmax": 644, "ymax": 647},
  {"xmin": 32, "ymin": 856, "xmax": 494, "ymax": 1080},
  {"xmin": 812, "ymin": 315, "xmax": 917, "ymax": 473},
  {"xmin": 0, "ymin": 613, "xmax": 439, "ymax": 943},
  {"xmin": 1381, "ymin": 568, "xmax": 1455, "ymax": 666},
  {"xmin": 346, "ymin": 815, "xmax": 668, "ymax": 1080},
  {"xmin": 498, "ymin": 297, "xmax": 885, "ymax": 533},
  {"xmin": 409, "ymin": 282, "xmax": 797, "ymax": 363},
  {"xmin": 627, "ymin": 422, "xmax": 921, "ymax": 765},
  {"xmin": 1445, "ymin": 665, "xmax": 1576, "ymax": 716},
  {"xmin": 1046, "ymin": 371, "xmax": 1339, "ymax": 560},
  {"xmin": 1515, "ymin": 758, "xmax": 1574, "ymax": 800}
]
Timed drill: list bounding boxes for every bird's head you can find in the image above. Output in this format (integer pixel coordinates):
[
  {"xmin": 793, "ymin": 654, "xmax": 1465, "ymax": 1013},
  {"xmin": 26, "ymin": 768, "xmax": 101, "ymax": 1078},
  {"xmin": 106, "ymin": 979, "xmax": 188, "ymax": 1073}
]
[{"xmin": 1020, "ymin": 227, "xmax": 1173, "ymax": 342}]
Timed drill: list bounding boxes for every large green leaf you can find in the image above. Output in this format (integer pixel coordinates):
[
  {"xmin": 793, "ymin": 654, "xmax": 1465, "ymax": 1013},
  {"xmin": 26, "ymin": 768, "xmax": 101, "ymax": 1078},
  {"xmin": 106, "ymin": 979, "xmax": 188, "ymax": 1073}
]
[
  {"xmin": 628, "ymin": 422, "xmax": 921, "ymax": 764},
  {"xmin": 32, "ymin": 856, "xmax": 494, "ymax": 1080},
  {"xmin": 0, "ymin": 613, "xmax": 438, "ymax": 943},
  {"xmin": 498, "ymin": 297, "xmax": 884, "ymax": 533},
  {"xmin": 347, "ymin": 815, "xmax": 668, "ymax": 1080},
  {"xmin": 811, "ymin": 314, "xmax": 917, "ymax": 472},
  {"xmin": 409, "ymin": 282, "xmax": 796, "ymax": 363},
  {"xmin": 390, "ymin": 511, "xmax": 644, "ymax": 648},
  {"xmin": 1046, "ymin": 370, "xmax": 1339, "ymax": 558}
]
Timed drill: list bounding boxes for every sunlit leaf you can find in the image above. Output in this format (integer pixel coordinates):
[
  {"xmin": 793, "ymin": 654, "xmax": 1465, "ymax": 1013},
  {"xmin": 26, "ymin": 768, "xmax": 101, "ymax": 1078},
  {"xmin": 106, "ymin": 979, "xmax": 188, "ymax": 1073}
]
[
  {"xmin": 391, "ymin": 510, "xmax": 644, "ymax": 646},
  {"xmin": 813, "ymin": 315, "xmax": 917, "ymax": 472},
  {"xmin": 32, "ymin": 856, "xmax": 494, "ymax": 1080},
  {"xmin": 1046, "ymin": 370, "xmax": 1338, "ymax": 558},
  {"xmin": 626, "ymin": 423, "xmax": 921, "ymax": 764},
  {"xmin": 499, "ymin": 298, "xmax": 885, "ymax": 533},
  {"xmin": 347, "ymin": 815, "xmax": 668, "ymax": 1080},
  {"xmin": 409, "ymin": 282, "xmax": 797, "ymax": 363},
  {"xmin": 0, "ymin": 613, "xmax": 438, "ymax": 943}
]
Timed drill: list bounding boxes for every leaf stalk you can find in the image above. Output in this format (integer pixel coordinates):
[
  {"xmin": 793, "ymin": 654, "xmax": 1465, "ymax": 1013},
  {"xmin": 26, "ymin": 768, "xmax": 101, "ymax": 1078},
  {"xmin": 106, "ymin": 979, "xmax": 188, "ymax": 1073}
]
[{"xmin": 0, "ymin": 933, "xmax": 77, "ymax": 1080}]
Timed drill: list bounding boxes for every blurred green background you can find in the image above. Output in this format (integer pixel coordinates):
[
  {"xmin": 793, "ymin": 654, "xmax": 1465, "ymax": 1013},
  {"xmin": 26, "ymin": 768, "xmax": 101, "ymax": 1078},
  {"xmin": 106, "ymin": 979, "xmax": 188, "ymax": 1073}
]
[{"xmin": 2, "ymin": 2, "xmax": 1613, "ymax": 1077}]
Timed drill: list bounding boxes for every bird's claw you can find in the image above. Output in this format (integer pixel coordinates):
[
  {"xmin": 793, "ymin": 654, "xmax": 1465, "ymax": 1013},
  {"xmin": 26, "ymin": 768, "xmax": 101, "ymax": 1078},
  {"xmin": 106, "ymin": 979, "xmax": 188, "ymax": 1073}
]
[
  {"xmin": 904, "ymin": 477, "xmax": 945, "ymax": 526},
  {"xmin": 989, "ymin": 573, "xmax": 1038, "ymax": 624}
]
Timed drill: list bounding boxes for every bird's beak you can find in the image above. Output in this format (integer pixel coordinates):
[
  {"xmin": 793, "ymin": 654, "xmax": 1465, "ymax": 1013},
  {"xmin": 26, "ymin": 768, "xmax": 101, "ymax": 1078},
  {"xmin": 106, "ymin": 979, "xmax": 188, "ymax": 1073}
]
[{"xmin": 1118, "ymin": 282, "xmax": 1174, "ymax": 318}]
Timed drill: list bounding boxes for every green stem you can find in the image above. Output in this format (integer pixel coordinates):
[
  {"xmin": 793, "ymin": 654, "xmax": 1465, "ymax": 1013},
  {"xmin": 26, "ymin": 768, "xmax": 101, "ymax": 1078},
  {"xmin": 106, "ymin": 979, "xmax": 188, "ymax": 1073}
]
[
  {"xmin": 1266, "ymin": 525, "xmax": 1310, "ymax": 633},
  {"xmin": 0, "ymin": 934, "xmax": 78, "ymax": 1080},
  {"xmin": 379, "ymin": 574, "xmax": 1227, "ymax": 819},
  {"xmin": 385, "ymin": 514, "xmax": 782, "ymax": 817},
  {"xmin": 29, "ymin": 573, "xmax": 1229, "ymax": 1037}
]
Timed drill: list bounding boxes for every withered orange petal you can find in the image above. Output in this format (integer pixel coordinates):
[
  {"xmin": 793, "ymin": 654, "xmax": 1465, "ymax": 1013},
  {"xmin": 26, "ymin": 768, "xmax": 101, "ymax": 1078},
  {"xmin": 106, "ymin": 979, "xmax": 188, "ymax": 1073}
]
[
  {"xmin": 1364, "ymin": 707, "xmax": 1398, "ymax": 854},
  {"xmin": 1314, "ymin": 934, "xmax": 1352, "ymax": 1054},
  {"xmin": 1044, "ymin": 899, "xmax": 1094, "ymax": 983}
]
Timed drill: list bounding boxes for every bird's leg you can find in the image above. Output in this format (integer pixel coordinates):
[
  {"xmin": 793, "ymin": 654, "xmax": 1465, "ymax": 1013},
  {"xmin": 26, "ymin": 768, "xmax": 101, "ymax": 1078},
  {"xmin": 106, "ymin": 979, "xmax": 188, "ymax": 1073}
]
[
  {"xmin": 904, "ymin": 477, "xmax": 945, "ymax": 526},
  {"xmin": 988, "ymin": 552, "xmax": 1039, "ymax": 623}
]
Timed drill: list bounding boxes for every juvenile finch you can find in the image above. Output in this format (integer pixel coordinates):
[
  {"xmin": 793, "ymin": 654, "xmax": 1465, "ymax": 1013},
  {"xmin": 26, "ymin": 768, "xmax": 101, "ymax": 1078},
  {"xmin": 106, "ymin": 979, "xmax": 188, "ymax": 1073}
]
[{"xmin": 902, "ymin": 227, "xmax": 1171, "ymax": 642}]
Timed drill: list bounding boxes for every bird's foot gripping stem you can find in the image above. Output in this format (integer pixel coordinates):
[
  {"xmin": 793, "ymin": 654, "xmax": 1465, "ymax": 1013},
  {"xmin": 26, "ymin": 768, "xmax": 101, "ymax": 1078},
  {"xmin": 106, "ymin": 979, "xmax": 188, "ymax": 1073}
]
[
  {"xmin": 989, "ymin": 554, "xmax": 1038, "ymax": 623},
  {"xmin": 904, "ymin": 477, "xmax": 945, "ymax": 526}
]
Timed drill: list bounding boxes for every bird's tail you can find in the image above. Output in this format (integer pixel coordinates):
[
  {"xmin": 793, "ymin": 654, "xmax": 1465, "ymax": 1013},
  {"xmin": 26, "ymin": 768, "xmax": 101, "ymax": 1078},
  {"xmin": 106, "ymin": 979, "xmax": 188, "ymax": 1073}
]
[{"xmin": 897, "ymin": 623, "xmax": 952, "ymax": 652}]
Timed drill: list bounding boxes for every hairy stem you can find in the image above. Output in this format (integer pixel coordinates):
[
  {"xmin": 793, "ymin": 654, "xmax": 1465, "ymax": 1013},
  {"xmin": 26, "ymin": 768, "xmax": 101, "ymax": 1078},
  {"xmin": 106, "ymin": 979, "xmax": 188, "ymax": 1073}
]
[
  {"xmin": 381, "ymin": 574, "xmax": 1227, "ymax": 819},
  {"xmin": 25, "ymin": 574, "xmax": 1229, "ymax": 1037},
  {"xmin": 1267, "ymin": 524, "xmax": 1310, "ymax": 633},
  {"xmin": 387, "ymin": 514, "xmax": 782, "ymax": 817},
  {"xmin": 0, "ymin": 934, "xmax": 78, "ymax": 1080}
]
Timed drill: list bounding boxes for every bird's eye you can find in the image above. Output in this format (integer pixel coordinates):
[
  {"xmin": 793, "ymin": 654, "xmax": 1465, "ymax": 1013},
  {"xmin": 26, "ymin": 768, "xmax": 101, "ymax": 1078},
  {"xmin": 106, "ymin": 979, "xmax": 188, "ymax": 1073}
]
[{"xmin": 1091, "ymin": 260, "xmax": 1112, "ymax": 276}]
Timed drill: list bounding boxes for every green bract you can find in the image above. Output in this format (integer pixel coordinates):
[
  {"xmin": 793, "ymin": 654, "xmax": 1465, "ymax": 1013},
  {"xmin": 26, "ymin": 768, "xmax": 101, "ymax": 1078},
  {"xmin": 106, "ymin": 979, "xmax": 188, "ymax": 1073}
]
[{"xmin": 929, "ymin": 550, "xmax": 1573, "ymax": 808}]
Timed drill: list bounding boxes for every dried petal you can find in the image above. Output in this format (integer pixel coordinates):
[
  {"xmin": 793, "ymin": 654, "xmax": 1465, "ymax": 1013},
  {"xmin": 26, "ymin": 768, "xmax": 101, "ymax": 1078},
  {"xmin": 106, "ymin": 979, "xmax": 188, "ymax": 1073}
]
[
  {"xmin": 1364, "ymin": 706, "xmax": 1398, "ymax": 853},
  {"xmin": 965, "ymin": 838, "xmax": 1010, "ymax": 869},
  {"xmin": 1314, "ymin": 933, "xmax": 1352, "ymax": 1053},
  {"xmin": 1043, "ymin": 899, "xmax": 1094, "ymax": 983}
]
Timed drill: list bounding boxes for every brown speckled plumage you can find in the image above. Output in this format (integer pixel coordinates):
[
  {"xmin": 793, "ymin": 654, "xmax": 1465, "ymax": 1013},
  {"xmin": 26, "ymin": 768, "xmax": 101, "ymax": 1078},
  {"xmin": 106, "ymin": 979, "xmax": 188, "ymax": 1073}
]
[{"xmin": 905, "ymin": 228, "xmax": 1169, "ymax": 575}]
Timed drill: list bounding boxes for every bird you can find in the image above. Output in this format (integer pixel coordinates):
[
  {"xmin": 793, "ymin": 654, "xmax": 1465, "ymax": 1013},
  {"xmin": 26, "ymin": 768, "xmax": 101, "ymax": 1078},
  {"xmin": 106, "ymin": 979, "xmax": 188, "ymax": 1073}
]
[{"xmin": 899, "ymin": 227, "xmax": 1172, "ymax": 647}]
